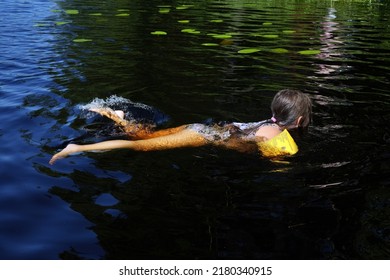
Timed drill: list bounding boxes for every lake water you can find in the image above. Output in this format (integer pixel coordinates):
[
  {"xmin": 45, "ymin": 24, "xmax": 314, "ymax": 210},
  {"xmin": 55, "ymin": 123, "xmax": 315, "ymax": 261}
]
[{"xmin": 0, "ymin": 0, "xmax": 389, "ymax": 259}]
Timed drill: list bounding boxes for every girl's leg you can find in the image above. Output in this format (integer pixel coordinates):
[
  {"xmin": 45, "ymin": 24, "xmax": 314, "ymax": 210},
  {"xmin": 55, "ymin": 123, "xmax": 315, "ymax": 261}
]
[
  {"xmin": 49, "ymin": 128, "xmax": 207, "ymax": 165},
  {"xmin": 114, "ymin": 110, "xmax": 125, "ymax": 119},
  {"xmin": 89, "ymin": 107, "xmax": 186, "ymax": 139},
  {"xmin": 89, "ymin": 107, "xmax": 131, "ymax": 127},
  {"xmin": 133, "ymin": 125, "xmax": 187, "ymax": 139}
]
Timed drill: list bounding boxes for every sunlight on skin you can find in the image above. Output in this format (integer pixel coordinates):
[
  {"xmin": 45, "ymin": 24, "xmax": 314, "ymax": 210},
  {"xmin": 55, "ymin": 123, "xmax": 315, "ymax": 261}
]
[{"xmin": 49, "ymin": 130, "xmax": 207, "ymax": 165}]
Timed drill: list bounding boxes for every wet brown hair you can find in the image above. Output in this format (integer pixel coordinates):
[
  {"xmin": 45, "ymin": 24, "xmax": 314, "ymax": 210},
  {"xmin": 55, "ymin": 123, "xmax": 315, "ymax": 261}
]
[{"xmin": 271, "ymin": 89, "xmax": 312, "ymax": 129}]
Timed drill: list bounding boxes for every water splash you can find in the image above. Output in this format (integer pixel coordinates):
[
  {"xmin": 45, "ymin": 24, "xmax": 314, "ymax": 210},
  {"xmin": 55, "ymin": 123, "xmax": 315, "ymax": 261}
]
[{"xmin": 79, "ymin": 95, "xmax": 169, "ymax": 126}]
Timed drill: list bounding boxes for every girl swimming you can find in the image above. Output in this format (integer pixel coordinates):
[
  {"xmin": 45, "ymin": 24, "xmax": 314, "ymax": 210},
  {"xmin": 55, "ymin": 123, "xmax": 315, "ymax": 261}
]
[{"xmin": 49, "ymin": 89, "xmax": 312, "ymax": 165}]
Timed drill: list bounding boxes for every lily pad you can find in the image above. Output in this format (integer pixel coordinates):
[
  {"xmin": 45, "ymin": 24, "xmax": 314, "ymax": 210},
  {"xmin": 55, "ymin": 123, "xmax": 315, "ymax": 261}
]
[
  {"xmin": 262, "ymin": 34, "xmax": 279, "ymax": 39},
  {"xmin": 89, "ymin": 13, "xmax": 103, "ymax": 16},
  {"xmin": 238, "ymin": 48, "xmax": 261, "ymax": 54},
  {"xmin": 178, "ymin": 20, "xmax": 190, "ymax": 23},
  {"xmin": 73, "ymin": 38, "xmax": 92, "ymax": 43},
  {"xmin": 270, "ymin": 48, "xmax": 289, "ymax": 53},
  {"xmin": 151, "ymin": 31, "xmax": 167, "ymax": 36},
  {"xmin": 55, "ymin": 21, "xmax": 71, "ymax": 26},
  {"xmin": 298, "ymin": 50, "xmax": 321, "ymax": 55},
  {"xmin": 210, "ymin": 19, "xmax": 224, "ymax": 23},
  {"xmin": 116, "ymin": 13, "xmax": 130, "ymax": 17},
  {"xmin": 212, "ymin": 34, "xmax": 232, "ymax": 39},
  {"xmin": 263, "ymin": 22, "xmax": 273, "ymax": 26},
  {"xmin": 159, "ymin": 8, "xmax": 171, "ymax": 13},
  {"xmin": 181, "ymin": 28, "xmax": 201, "ymax": 34},
  {"xmin": 65, "ymin": 9, "xmax": 79, "ymax": 15},
  {"xmin": 176, "ymin": 5, "xmax": 194, "ymax": 10},
  {"xmin": 202, "ymin": 43, "xmax": 219, "ymax": 47},
  {"xmin": 117, "ymin": 9, "xmax": 130, "ymax": 12},
  {"xmin": 282, "ymin": 30, "xmax": 296, "ymax": 34}
]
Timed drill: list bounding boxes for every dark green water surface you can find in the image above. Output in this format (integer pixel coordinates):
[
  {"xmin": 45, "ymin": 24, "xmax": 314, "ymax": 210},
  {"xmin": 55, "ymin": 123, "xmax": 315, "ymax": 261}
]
[{"xmin": 0, "ymin": 0, "xmax": 389, "ymax": 259}]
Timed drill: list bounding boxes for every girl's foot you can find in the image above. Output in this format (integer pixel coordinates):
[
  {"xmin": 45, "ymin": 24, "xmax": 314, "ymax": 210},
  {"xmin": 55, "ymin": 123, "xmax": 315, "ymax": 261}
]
[
  {"xmin": 49, "ymin": 143, "xmax": 80, "ymax": 165},
  {"xmin": 114, "ymin": 110, "xmax": 125, "ymax": 119},
  {"xmin": 89, "ymin": 107, "xmax": 124, "ymax": 119}
]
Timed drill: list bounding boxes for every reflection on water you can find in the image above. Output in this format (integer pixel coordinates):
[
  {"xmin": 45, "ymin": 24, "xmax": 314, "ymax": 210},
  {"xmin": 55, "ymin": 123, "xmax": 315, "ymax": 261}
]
[{"xmin": 0, "ymin": 0, "xmax": 389, "ymax": 259}]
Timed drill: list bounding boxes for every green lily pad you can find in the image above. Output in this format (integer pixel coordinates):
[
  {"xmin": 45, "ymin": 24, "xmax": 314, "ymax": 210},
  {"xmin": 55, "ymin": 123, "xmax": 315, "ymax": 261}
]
[
  {"xmin": 65, "ymin": 10, "xmax": 79, "ymax": 15},
  {"xmin": 116, "ymin": 13, "xmax": 130, "ymax": 16},
  {"xmin": 51, "ymin": 9, "xmax": 61, "ymax": 13},
  {"xmin": 55, "ymin": 21, "xmax": 71, "ymax": 26},
  {"xmin": 202, "ymin": 43, "xmax": 219, "ymax": 47},
  {"xmin": 270, "ymin": 48, "xmax": 289, "ymax": 53},
  {"xmin": 117, "ymin": 9, "xmax": 130, "ymax": 12},
  {"xmin": 73, "ymin": 39, "xmax": 92, "ymax": 43},
  {"xmin": 210, "ymin": 19, "xmax": 224, "ymax": 23},
  {"xmin": 151, "ymin": 31, "xmax": 167, "ymax": 36},
  {"xmin": 263, "ymin": 22, "xmax": 273, "ymax": 26},
  {"xmin": 298, "ymin": 50, "xmax": 321, "ymax": 55},
  {"xmin": 282, "ymin": 30, "xmax": 296, "ymax": 34},
  {"xmin": 178, "ymin": 20, "xmax": 190, "ymax": 24},
  {"xmin": 262, "ymin": 34, "xmax": 279, "ymax": 39},
  {"xmin": 159, "ymin": 8, "xmax": 170, "ymax": 13},
  {"xmin": 238, "ymin": 48, "xmax": 261, "ymax": 54},
  {"xmin": 89, "ymin": 13, "xmax": 103, "ymax": 16},
  {"xmin": 181, "ymin": 28, "xmax": 201, "ymax": 34},
  {"xmin": 212, "ymin": 34, "xmax": 232, "ymax": 39},
  {"xmin": 176, "ymin": 5, "xmax": 194, "ymax": 10}
]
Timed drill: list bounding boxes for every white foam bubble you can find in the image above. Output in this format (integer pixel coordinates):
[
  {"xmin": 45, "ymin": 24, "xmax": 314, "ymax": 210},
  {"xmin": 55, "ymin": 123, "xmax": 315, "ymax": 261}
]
[{"xmin": 78, "ymin": 95, "xmax": 154, "ymax": 119}]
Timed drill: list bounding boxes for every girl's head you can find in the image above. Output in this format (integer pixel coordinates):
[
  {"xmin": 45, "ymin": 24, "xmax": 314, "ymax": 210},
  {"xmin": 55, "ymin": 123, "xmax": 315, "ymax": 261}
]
[{"xmin": 271, "ymin": 89, "xmax": 312, "ymax": 130}]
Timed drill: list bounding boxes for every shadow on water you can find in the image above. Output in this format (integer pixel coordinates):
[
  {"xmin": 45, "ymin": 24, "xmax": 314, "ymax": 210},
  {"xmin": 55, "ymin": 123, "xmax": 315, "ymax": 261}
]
[{"xmin": 1, "ymin": 0, "xmax": 389, "ymax": 259}]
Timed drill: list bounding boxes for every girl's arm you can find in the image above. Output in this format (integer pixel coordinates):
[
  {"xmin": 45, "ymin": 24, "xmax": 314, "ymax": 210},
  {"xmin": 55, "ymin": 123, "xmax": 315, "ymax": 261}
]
[{"xmin": 49, "ymin": 129, "xmax": 207, "ymax": 164}]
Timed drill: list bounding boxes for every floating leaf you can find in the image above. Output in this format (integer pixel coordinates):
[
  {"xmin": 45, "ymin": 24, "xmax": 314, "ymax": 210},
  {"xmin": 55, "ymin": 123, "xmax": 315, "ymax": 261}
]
[
  {"xmin": 263, "ymin": 22, "xmax": 273, "ymax": 26},
  {"xmin": 55, "ymin": 21, "xmax": 71, "ymax": 26},
  {"xmin": 178, "ymin": 20, "xmax": 190, "ymax": 24},
  {"xmin": 238, "ymin": 48, "xmax": 261, "ymax": 54},
  {"xmin": 151, "ymin": 31, "xmax": 167, "ymax": 35},
  {"xmin": 73, "ymin": 38, "xmax": 92, "ymax": 43},
  {"xmin": 117, "ymin": 9, "xmax": 129, "ymax": 12},
  {"xmin": 89, "ymin": 13, "xmax": 103, "ymax": 16},
  {"xmin": 159, "ymin": 8, "xmax": 170, "ymax": 14},
  {"xmin": 270, "ymin": 48, "xmax": 289, "ymax": 53},
  {"xmin": 298, "ymin": 50, "xmax": 321, "ymax": 55},
  {"xmin": 212, "ymin": 34, "xmax": 232, "ymax": 39},
  {"xmin": 176, "ymin": 5, "xmax": 194, "ymax": 10},
  {"xmin": 65, "ymin": 9, "xmax": 79, "ymax": 15},
  {"xmin": 282, "ymin": 30, "xmax": 296, "ymax": 34},
  {"xmin": 210, "ymin": 19, "xmax": 224, "ymax": 23},
  {"xmin": 262, "ymin": 34, "xmax": 279, "ymax": 39},
  {"xmin": 202, "ymin": 43, "xmax": 219, "ymax": 47},
  {"xmin": 181, "ymin": 28, "xmax": 201, "ymax": 34},
  {"xmin": 116, "ymin": 13, "xmax": 130, "ymax": 16},
  {"xmin": 51, "ymin": 9, "xmax": 61, "ymax": 13}
]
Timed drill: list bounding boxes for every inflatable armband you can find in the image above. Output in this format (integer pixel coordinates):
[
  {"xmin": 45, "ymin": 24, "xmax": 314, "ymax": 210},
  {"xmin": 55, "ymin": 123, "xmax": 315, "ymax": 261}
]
[{"xmin": 257, "ymin": 129, "xmax": 298, "ymax": 157}]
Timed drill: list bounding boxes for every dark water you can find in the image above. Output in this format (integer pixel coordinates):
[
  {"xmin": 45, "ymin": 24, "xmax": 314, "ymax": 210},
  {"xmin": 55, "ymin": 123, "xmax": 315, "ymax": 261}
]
[{"xmin": 1, "ymin": 0, "xmax": 389, "ymax": 259}]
